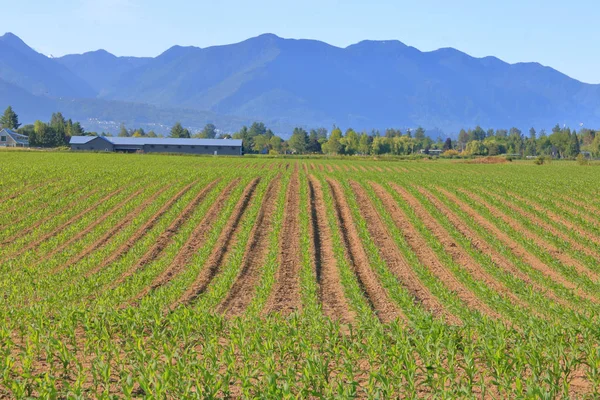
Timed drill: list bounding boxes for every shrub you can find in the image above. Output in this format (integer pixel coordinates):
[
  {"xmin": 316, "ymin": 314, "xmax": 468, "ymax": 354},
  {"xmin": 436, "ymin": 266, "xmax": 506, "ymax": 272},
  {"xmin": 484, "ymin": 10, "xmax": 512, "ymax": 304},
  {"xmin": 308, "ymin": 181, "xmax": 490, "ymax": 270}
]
[
  {"xmin": 576, "ymin": 153, "xmax": 589, "ymax": 165},
  {"xmin": 534, "ymin": 156, "xmax": 545, "ymax": 165}
]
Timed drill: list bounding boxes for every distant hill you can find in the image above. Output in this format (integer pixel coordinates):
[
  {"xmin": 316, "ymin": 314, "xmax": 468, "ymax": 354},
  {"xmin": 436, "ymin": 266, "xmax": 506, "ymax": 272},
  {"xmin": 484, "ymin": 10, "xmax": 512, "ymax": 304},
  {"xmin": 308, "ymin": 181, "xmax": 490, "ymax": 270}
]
[{"xmin": 1, "ymin": 32, "xmax": 599, "ymax": 136}]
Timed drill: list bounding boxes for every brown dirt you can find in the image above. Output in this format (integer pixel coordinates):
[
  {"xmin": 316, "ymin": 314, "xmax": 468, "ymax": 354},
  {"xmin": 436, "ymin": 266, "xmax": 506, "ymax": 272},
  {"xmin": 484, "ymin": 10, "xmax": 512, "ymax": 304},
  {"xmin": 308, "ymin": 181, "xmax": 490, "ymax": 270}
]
[
  {"xmin": 436, "ymin": 188, "xmax": 599, "ymax": 304},
  {"xmin": 108, "ymin": 179, "xmax": 220, "ymax": 290},
  {"xmin": 391, "ymin": 183, "xmax": 539, "ymax": 318},
  {"xmin": 171, "ymin": 178, "xmax": 261, "ymax": 309},
  {"xmin": 57, "ymin": 185, "xmax": 171, "ymax": 273},
  {"xmin": 42, "ymin": 188, "xmax": 146, "ymax": 264},
  {"xmin": 127, "ymin": 179, "xmax": 241, "ymax": 307},
  {"xmin": 263, "ymin": 170, "xmax": 304, "ymax": 316},
  {"xmin": 556, "ymin": 194, "xmax": 600, "ymax": 222},
  {"xmin": 371, "ymin": 183, "xmax": 502, "ymax": 320},
  {"xmin": 507, "ymin": 190, "xmax": 600, "ymax": 252},
  {"xmin": 466, "ymin": 156, "xmax": 508, "ymax": 164},
  {"xmin": 5, "ymin": 188, "xmax": 124, "ymax": 260},
  {"xmin": 326, "ymin": 165, "xmax": 335, "ymax": 172},
  {"xmin": 418, "ymin": 187, "xmax": 574, "ymax": 310},
  {"xmin": 552, "ymin": 195, "xmax": 600, "ymax": 227},
  {"xmin": 351, "ymin": 181, "xmax": 458, "ymax": 324},
  {"xmin": 309, "ymin": 176, "xmax": 355, "ymax": 323},
  {"xmin": 217, "ymin": 178, "xmax": 281, "ymax": 316},
  {"xmin": 0, "ymin": 185, "xmax": 81, "ymax": 231},
  {"xmin": 326, "ymin": 178, "xmax": 405, "ymax": 323},
  {"xmin": 1, "ymin": 188, "xmax": 100, "ymax": 245},
  {"xmin": 318, "ymin": 164, "xmax": 325, "ymax": 172},
  {"xmin": 84, "ymin": 181, "xmax": 198, "ymax": 278},
  {"xmin": 349, "ymin": 165, "xmax": 360, "ymax": 172},
  {"xmin": 463, "ymin": 189, "xmax": 599, "ymax": 282},
  {"xmin": 0, "ymin": 180, "xmax": 51, "ymax": 203}
]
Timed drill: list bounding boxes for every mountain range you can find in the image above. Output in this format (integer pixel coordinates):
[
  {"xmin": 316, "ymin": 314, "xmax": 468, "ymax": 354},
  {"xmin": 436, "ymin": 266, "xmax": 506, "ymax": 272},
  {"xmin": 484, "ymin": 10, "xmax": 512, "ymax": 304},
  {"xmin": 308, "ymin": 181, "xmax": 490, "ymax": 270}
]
[{"xmin": 0, "ymin": 32, "xmax": 599, "ymax": 137}]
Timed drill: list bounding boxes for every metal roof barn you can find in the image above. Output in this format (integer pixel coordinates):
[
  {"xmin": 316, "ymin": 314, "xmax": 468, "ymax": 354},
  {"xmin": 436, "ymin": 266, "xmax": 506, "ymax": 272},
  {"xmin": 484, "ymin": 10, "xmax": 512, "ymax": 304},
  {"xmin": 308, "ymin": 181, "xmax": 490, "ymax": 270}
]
[{"xmin": 69, "ymin": 136, "xmax": 243, "ymax": 155}]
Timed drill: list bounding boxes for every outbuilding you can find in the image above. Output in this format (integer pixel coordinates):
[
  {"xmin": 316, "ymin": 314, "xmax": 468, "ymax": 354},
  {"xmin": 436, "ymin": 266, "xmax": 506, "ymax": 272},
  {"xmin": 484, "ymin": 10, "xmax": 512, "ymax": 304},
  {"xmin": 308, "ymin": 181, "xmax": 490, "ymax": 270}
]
[
  {"xmin": 70, "ymin": 136, "xmax": 243, "ymax": 155},
  {"xmin": 0, "ymin": 128, "xmax": 29, "ymax": 147}
]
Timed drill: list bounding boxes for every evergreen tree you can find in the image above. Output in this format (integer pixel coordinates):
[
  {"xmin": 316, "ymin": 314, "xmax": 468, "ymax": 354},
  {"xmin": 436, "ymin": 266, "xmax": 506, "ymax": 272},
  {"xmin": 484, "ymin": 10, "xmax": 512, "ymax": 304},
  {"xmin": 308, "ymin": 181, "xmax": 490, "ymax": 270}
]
[
  {"xmin": 443, "ymin": 138, "xmax": 453, "ymax": 151},
  {"xmin": 288, "ymin": 127, "xmax": 308, "ymax": 154},
  {"xmin": 170, "ymin": 122, "xmax": 190, "ymax": 138},
  {"xmin": 0, "ymin": 106, "xmax": 20, "ymax": 129},
  {"xmin": 118, "ymin": 124, "xmax": 130, "ymax": 137},
  {"xmin": 197, "ymin": 123, "xmax": 217, "ymax": 138}
]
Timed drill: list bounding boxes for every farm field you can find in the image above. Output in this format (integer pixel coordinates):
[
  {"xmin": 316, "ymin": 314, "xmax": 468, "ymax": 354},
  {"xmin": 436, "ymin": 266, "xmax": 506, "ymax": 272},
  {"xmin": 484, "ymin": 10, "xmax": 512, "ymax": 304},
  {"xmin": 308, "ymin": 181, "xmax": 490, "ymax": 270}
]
[{"xmin": 2, "ymin": 152, "xmax": 600, "ymax": 398}]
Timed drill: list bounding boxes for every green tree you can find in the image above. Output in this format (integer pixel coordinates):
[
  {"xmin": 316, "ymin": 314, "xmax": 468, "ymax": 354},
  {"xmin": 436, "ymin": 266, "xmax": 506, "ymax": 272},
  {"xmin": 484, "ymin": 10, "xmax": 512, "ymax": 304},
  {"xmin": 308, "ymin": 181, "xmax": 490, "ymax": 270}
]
[
  {"xmin": 465, "ymin": 140, "xmax": 488, "ymax": 156},
  {"xmin": 147, "ymin": 130, "xmax": 157, "ymax": 138},
  {"xmin": 170, "ymin": 122, "xmax": 190, "ymax": 138},
  {"xmin": 269, "ymin": 136, "xmax": 283, "ymax": 153},
  {"xmin": 288, "ymin": 127, "xmax": 308, "ymax": 154},
  {"xmin": 197, "ymin": 123, "xmax": 217, "ymax": 138},
  {"xmin": 358, "ymin": 133, "xmax": 371, "ymax": 155},
  {"xmin": 443, "ymin": 138, "xmax": 452, "ymax": 151},
  {"xmin": 0, "ymin": 106, "xmax": 20, "ymax": 129},
  {"xmin": 118, "ymin": 124, "xmax": 130, "ymax": 137},
  {"xmin": 306, "ymin": 130, "xmax": 322, "ymax": 153},
  {"xmin": 322, "ymin": 127, "xmax": 343, "ymax": 155},
  {"xmin": 342, "ymin": 129, "xmax": 360, "ymax": 155}
]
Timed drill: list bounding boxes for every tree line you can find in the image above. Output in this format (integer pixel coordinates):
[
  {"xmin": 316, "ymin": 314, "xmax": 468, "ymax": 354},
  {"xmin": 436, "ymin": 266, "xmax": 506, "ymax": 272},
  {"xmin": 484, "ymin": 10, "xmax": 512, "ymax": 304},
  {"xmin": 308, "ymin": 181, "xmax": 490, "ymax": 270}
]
[{"xmin": 3, "ymin": 105, "xmax": 599, "ymax": 158}]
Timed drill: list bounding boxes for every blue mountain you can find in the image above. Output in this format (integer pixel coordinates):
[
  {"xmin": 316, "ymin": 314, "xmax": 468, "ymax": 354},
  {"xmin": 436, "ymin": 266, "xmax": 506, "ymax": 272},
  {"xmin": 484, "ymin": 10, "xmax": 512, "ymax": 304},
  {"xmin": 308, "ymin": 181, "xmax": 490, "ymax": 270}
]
[{"xmin": 1, "ymin": 32, "xmax": 599, "ymax": 134}]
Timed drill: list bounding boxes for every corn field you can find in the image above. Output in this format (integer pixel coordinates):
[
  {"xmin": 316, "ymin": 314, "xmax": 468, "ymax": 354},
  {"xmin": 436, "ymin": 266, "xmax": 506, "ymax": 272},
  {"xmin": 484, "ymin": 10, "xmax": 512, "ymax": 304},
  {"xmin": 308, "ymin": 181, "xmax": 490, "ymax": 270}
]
[{"xmin": 1, "ymin": 152, "xmax": 600, "ymax": 398}]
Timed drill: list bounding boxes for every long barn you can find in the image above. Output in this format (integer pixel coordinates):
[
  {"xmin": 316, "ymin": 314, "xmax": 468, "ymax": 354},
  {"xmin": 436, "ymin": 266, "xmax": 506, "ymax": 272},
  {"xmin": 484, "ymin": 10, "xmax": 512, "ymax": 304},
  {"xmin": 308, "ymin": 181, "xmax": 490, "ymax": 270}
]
[{"xmin": 70, "ymin": 136, "xmax": 243, "ymax": 155}]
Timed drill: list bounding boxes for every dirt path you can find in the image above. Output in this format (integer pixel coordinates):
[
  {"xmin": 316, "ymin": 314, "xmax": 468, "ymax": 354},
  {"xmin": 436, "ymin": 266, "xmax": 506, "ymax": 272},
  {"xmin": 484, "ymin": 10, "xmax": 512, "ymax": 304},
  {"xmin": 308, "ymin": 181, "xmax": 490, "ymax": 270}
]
[
  {"xmin": 5, "ymin": 188, "xmax": 124, "ymax": 260},
  {"xmin": 309, "ymin": 176, "xmax": 355, "ymax": 323},
  {"xmin": 505, "ymin": 190, "xmax": 600, "ymax": 254},
  {"xmin": 217, "ymin": 178, "xmax": 281, "ymax": 316},
  {"xmin": 437, "ymin": 188, "xmax": 599, "ymax": 304},
  {"xmin": 418, "ymin": 187, "xmax": 574, "ymax": 310},
  {"xmin": 171, "ymin": 178, "xmax": 261, "ymax": 309},
  {"xmin": 264, "ymin": 171, "xmax": 303, "ymax": 316},
  {"xmin": 1, "ymin": 188, "xmax": 100, "ymax": 245},
  {"xmin": 127, "ymin": 179, "xmax": 241, "ymax": 307},
  {"xmin": 56, "ymin": 185, "xmax": 171, "ymax": 273},
  {"xmin": 108, "ymin": 179, "xmax": 220, "ymax": 289},
  {"xmin": 371, "ymin": 183, "xmax": 502, "ymax": 320},
  {"xmin": 391, "ymin": 183, "xmax": 539, "ymax": 319},
  {"xmin": 84, "ymin": 181, "xmax": 199, "ymax": 278},
  {"xmin": 351, "ymin": 181, "xmax": 458, "ymax": 324},
  {"xmin": 41, "ymin": 188, "xmax": 146, "ymax": 264},
  {"xmin": 464, "ymin": 190, "xmax": 599, "ymax": 282},
  {"xmin": 326, "ymin": 178, "xmax": 404, "ymax": 324}
]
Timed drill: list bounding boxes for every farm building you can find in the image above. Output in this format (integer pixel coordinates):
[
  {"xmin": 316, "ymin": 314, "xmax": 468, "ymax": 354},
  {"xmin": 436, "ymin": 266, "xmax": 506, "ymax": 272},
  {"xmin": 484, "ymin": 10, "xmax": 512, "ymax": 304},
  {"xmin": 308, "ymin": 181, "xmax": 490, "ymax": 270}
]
[
  {"xmin": 69, "ymin": 136, "xmax": 243, "ymax": 155},
  {"xmin": 0, "ymin": 128, "xmax": 29, "ymax": 147}
]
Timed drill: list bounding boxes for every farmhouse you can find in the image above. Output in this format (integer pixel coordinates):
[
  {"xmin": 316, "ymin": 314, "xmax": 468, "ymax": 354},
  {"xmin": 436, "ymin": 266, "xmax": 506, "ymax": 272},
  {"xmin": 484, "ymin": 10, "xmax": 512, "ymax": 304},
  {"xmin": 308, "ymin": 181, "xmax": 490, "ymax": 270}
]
[
  {"xmin": 0, "ymin": 128, "xmax": 29, "ymax": 147},
  {"xmin": 69, "ymin": 136, "xmax": 243, "ymax": 155}
]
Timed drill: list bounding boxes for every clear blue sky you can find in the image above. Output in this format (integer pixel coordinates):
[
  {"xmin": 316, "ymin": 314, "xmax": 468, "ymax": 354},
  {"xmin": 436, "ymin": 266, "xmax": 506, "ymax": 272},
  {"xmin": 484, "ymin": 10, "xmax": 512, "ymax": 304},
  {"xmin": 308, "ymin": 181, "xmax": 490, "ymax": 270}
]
[{"xmin": 3, "ymin": 0, "xmax": 599, "ymax": 83}]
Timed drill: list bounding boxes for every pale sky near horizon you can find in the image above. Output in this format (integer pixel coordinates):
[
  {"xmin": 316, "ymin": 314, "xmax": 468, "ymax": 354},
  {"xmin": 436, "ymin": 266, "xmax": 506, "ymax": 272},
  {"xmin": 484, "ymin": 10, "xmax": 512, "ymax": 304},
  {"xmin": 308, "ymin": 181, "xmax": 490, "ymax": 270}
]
[{"xmin": 2, "ymin": 0, "xmax": 598, "ymax": 83}]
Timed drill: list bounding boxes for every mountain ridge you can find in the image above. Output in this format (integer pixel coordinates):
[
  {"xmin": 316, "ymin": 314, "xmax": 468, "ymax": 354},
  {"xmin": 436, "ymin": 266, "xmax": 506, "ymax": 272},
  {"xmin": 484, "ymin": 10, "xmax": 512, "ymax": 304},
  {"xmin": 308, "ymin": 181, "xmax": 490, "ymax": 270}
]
[{"xmin": 0, "ymin": 32, "xmax": 598, "ymax": 136}]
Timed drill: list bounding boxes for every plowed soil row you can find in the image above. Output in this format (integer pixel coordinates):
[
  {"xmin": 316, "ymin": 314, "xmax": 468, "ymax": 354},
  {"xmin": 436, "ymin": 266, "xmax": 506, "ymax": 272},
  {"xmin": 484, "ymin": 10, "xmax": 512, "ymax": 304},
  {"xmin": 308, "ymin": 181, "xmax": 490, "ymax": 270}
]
[
  {"xmin": 418, "ymin": 187, "xmax": 573, "ymax": 310},
  {"xmin": 309, "ymin": 177, "xmax": 355, "ymax": 323},
  {"xmin": 370, "ymin": 183, "xmax": 500, "ymax": 320},
  {"xmin": 0, "ymin": 185, "xmax": 81, "ymax": 231},
  {"xmin": 555, "ymin": 194, "xmax": 600, "ymax": 222},
  {"xmin": 350, "ymin": 181, "xmax": 457, "ymax": 324},
  {"xmin": 326, "ymin": 178, "xmax": 404, "ymax": 323},
  {"xmin": 505, "ymin": 190, "xmax": 600, "ymax": 253},
  {"xmin": 218, "ymin": 178, "xmax": 281, "ymax": 316},
  {"xmin": 109, "ymin": 179, "xmax": 221, "ymax": 289},
  {"xmin": 436, "ymin": 188, "xmax": 599, "ymax": 304},
  {"xmin": 56, "ymin": 185, "xmax": 171, "ymax": 274},
  {"xmin": 264, "ymin": 171, "xmax": 303, "ymax": 316},
  {"xmin": 42, "ymin": 188, "xmax": 146, "ymax": 264},
  {"xmin": 5, "ymin": 188, "xmax": 124, "ymax": 260},
  {"xmin": 84, "ymin": 181, "xmax": 199, "ymax": 278},
  {"xmin": 129, "ymin": 179, "xmax": 241, "ymax": 307},
  {"xmin": 392, "ymin": 184, "xmax": 536, "ymax": 319},
  {"xmin": 172, "ymin": 178, "xmax": 261, "ymax": 309},
  {"xmin": 1, "ymin": 188, "xmax": 100, "ymax": 245},
  {"xmin": 464, "ymin": 190, "xmax": 599, "ymax": 282}
]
